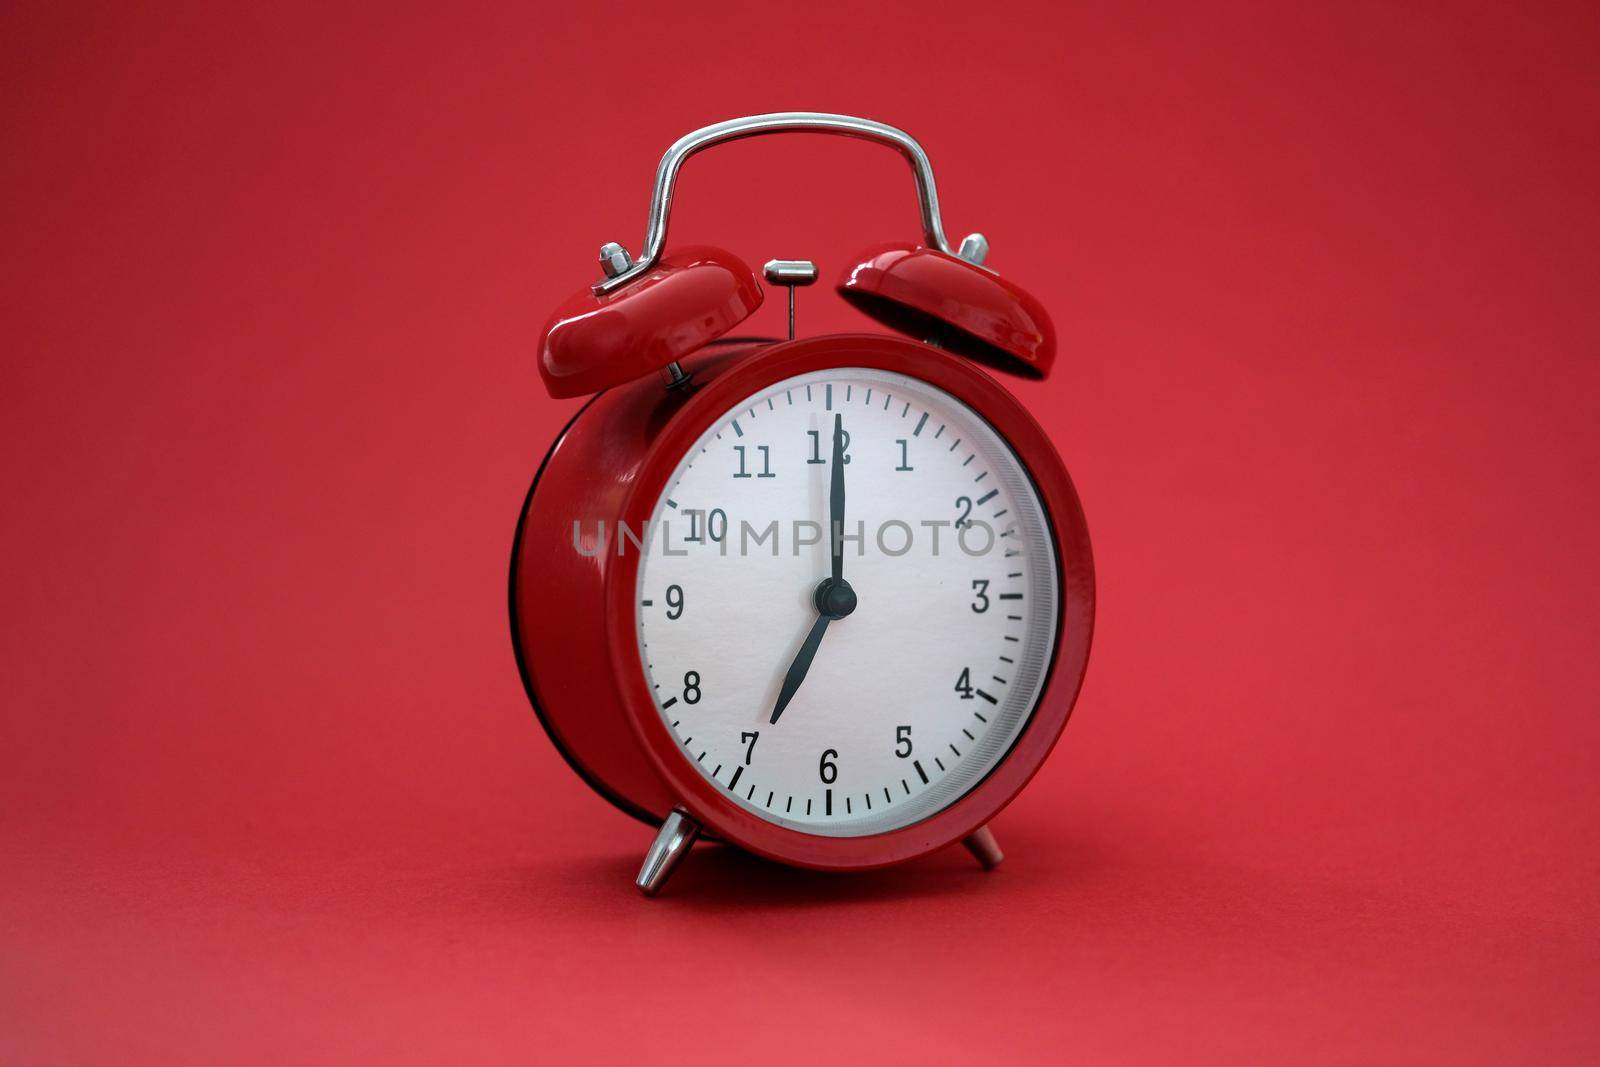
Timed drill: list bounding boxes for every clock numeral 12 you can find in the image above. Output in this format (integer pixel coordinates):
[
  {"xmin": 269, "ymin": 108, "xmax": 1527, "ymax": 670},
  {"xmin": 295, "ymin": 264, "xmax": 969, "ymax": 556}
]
[{"xmin": 806, "ymin": 428, "xmax": 850, "ymax": 464}]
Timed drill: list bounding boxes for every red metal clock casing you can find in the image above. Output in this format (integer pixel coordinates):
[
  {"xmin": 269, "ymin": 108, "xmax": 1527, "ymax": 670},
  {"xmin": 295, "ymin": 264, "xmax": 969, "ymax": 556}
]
[{"xmin": 510, "ymin": 113, "xmax": 1096, "ymax": 894}]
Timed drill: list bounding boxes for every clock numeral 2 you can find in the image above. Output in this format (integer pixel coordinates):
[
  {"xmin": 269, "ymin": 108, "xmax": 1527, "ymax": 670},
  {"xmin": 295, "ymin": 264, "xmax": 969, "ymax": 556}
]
[{"xmin": 733, "ymin": 445, "xmax": 775, "ymax": 479}]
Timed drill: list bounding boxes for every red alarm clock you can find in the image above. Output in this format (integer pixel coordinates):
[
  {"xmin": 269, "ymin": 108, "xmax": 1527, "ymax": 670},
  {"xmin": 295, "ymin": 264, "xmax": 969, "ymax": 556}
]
[{"xmin": 510, "ymin": 114, "xmax": 1094, "ymax": 895}]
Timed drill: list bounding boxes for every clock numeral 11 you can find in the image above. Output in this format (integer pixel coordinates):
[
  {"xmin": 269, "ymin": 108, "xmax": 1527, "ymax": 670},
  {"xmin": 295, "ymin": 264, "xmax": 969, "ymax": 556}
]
[{"xmin": 733, "ymin": 445, "xmax": 775, "ymax": 479}]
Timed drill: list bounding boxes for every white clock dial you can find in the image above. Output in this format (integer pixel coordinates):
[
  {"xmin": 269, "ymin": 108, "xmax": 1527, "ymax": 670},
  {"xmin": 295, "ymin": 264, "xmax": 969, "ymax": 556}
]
[{"xmin": 635, "ymin": 366, "xmax": 1059, "ymax": 836}]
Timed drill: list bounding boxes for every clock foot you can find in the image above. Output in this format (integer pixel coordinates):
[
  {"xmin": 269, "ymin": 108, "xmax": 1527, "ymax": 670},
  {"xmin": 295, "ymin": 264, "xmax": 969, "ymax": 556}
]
[
  {"xmin": 635, "ymin": 809, "xmax": 701, "ymax": 896},
  {"xmin": 962, "ymin": 825, "xmax": 1004, "ymax": 870}
]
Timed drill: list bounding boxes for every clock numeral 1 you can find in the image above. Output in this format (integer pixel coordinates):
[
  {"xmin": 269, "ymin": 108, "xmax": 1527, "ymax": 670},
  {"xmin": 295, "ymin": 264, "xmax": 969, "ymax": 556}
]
[
  {"xmin": 895, "ymin": 439, "xmax": 913, "ymax": 472},
  {"xmin": 733, "ymin": 445, "xmax": 775, "ymax": 479}
]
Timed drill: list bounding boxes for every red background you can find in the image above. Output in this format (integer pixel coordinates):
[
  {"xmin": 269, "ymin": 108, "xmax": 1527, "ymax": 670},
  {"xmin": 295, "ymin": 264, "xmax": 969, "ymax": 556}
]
[{"xmin": 4, "ymin": 2, "xmax": 1597, "ymax": 1062}]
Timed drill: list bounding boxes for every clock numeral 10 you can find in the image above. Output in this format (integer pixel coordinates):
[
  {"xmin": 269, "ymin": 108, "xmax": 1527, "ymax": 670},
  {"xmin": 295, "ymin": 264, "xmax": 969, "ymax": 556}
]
[
  {"xmin": 733, "ymin": 445, "xmax": 775, "ymax": 479},
  {"xmin": 685, "ymin": 508, "xmax": 727, "ymax": 543}
]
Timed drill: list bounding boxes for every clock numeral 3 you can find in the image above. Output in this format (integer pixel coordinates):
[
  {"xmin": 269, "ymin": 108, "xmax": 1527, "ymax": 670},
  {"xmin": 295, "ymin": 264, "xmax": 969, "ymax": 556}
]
[{"xmin": 970, "ymin": 579, "xmax": 991, "ymax": 613}]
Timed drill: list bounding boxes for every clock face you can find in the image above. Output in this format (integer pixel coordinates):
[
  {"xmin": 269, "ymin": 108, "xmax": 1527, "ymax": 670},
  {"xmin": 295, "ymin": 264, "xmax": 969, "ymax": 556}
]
[{"xmin": 635, "ymin": 366, "xmax": 1059, "ymax": 837}]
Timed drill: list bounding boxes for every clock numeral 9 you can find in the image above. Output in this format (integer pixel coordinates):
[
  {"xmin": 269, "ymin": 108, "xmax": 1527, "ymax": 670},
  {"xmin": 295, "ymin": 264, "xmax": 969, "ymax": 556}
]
[
  {"xmin": 806, "ymin": 428, "xmax": 850, "ymax": 464},
  {"xmin": 971, "ymin": 579, "xmax": 991, "ymax": 613},
  {"xmin": 895, "ymin": 725, "xmax": 913, "ymax": 758},
  {"xmin": 664, "ymin": 584, "xmax": 684, "ymax": 620},
  {"xmin": 733, "ymin": 445, "xmax": 774, "ymax": 479},
  {"xmin": 682, "ymin": 670, "xmax": 701, "ymax": 705},
  {"xmin": 818, "ymin": 748, "xmax": 838, "ymax": 784},
  {"xmin": 685, "ymin": 508, "xmax": 727, "ymax": 543}
]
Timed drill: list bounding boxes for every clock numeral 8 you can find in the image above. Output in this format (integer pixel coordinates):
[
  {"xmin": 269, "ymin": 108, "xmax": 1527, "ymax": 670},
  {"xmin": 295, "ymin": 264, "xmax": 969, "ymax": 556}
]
[{"xmin": 682, "ymin": 670, "xmax": 702, "ymax": 705}]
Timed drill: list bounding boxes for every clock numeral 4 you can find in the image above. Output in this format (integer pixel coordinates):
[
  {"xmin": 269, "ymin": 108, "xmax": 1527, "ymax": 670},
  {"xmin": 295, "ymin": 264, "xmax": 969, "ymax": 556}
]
[{"xmin": 954, "ymin": 668, "xmax": 974, "ymax": 700}]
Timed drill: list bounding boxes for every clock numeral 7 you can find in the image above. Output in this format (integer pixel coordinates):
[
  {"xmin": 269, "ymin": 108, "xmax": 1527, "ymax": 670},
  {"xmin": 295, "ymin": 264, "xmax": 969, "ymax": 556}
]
[{"xmin": 740, "ymin": 730, "xmax": 759, "ymax": 765}]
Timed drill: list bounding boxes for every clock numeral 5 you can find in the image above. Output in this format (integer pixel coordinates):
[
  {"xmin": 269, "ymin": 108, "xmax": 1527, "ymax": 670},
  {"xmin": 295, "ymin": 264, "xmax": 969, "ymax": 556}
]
[{"xmin": 895, "ymin": 725, "xmax": 913, "ymax": 758}]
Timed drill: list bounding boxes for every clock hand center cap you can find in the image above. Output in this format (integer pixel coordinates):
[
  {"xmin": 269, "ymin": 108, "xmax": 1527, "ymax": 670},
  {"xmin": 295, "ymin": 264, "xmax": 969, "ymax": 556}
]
[{"xmin": 814, "ymin": 577, "xmax": 857, "ymax": 620}]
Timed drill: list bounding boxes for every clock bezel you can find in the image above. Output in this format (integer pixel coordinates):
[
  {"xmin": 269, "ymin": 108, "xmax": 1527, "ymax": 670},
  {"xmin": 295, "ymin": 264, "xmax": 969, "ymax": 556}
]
[{"xmin": 605, "ymin": 334, "xmax": 1095, "ymax": 869}]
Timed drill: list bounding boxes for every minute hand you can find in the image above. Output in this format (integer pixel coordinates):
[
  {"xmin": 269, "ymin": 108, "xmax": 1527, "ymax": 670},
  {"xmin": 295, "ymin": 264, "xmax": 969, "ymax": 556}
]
[{"xmin": 830, "ymin": 413, "xmax": 845, "ymax": 582}]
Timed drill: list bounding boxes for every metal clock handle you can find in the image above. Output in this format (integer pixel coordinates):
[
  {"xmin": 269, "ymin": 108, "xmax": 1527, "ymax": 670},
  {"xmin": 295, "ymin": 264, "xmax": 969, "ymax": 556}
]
[{"xmin": 592, "ymin": 112, "xmax": 988, "ymax": 295}]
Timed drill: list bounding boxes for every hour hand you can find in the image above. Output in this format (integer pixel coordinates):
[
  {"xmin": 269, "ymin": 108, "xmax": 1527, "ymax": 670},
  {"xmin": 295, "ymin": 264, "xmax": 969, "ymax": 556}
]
[{"xmin": 769, "ymin": 614, "xmax": 831, "ymax": 724}]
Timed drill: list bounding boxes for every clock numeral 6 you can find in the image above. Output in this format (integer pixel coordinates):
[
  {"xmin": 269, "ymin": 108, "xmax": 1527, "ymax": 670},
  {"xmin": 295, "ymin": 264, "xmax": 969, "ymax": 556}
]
[
  {"xmin": 818, "ymin": 748, "xmax": 838, "ymax": 784},
  {"xmin": 971, "ymin": 579, "xmax": 991, "ymax": 613},
  {"xmin": 895, "ymin": 725, "xmax": 913, "ymax": 758},
  {"xmin": 682, "ymin": 670, "xmax": 702, "ymax": 705},
  {"xmin": 664, "ymin": 584, "xmax": 684, "ymax": 620}
]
